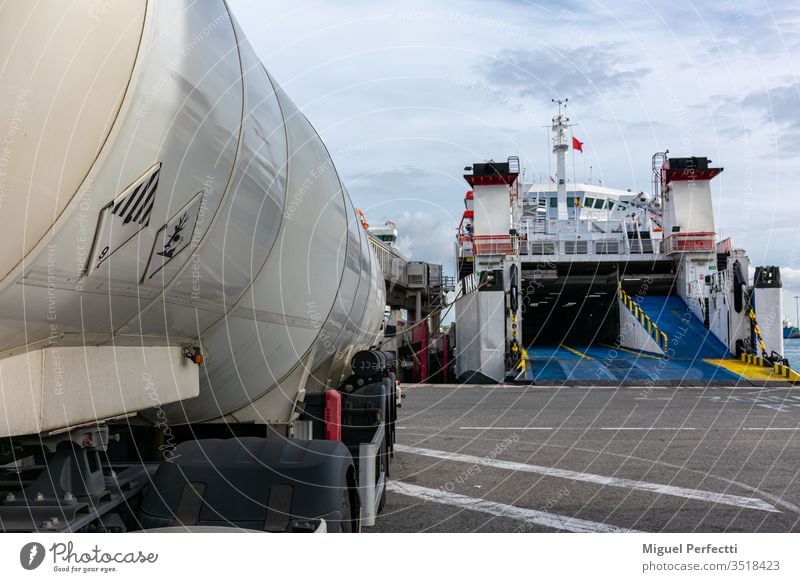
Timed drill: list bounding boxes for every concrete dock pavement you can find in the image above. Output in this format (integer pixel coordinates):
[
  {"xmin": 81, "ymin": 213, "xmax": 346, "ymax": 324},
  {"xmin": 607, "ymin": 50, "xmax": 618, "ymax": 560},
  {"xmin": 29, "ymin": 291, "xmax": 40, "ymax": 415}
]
[{"xmin": 373, "ymin": 384, "xmax": 800, "ymax": 532}]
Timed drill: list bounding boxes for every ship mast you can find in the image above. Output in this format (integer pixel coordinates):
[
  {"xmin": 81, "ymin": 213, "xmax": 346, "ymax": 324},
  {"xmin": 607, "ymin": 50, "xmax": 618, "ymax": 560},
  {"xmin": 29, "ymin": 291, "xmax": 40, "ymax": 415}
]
[{"xmin": 552, "ymin": 98, "xmax": 570, "ymax": 221}]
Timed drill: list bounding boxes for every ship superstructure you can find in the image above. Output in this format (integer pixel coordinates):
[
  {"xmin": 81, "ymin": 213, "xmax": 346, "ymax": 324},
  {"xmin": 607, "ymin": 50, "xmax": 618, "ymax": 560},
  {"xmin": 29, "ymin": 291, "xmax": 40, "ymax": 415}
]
[{"xmin": 454, "ymin": 100, "xmax": 795, "ymax": 384}]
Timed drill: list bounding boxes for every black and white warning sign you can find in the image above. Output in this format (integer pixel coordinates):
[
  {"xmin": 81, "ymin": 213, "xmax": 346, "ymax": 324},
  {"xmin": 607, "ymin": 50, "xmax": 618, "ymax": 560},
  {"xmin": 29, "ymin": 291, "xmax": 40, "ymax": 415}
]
[
  {"xmin": 144, "ymin": 193, "xmax": 204, "ymax": 280},
  {"xmin": 89, "ymin": 163, "xmax": 161, "ymax": 274}
]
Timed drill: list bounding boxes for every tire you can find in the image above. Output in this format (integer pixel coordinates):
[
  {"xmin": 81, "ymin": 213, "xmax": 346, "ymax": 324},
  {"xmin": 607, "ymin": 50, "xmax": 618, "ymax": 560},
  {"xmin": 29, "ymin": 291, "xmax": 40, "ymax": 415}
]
[
  {"xmin": 387, "ymin": 379, "xmax": 397, "ymax": 458},
  {"xmin": 338, "ymin": 488, "xmax": 353, "ymax": 533},
  {"xmin": 377, "ymin": 435, "xmax": 389, "ymax": 513}
]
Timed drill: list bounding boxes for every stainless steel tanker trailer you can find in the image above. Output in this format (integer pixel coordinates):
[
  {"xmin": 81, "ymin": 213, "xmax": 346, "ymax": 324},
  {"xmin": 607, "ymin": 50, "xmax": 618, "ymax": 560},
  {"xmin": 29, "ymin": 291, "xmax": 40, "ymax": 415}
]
[{"xmin": 0, "ymin": 0, "xmax": 397, "ymax": 533}]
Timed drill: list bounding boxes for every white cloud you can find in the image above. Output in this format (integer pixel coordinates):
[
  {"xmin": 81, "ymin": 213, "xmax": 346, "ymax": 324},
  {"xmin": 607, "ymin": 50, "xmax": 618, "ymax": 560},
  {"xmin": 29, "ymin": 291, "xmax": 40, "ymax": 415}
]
[
  {"xmin": 227, "ymin": 0, "xmax": 800, "ymax": 274},
  {"xmin": 781, "ymin": 266, "xmax": 800, "ymax": 319},
  {"xmin": 394, "ymin": 210, "xmax": 455, "ymax": 269}
]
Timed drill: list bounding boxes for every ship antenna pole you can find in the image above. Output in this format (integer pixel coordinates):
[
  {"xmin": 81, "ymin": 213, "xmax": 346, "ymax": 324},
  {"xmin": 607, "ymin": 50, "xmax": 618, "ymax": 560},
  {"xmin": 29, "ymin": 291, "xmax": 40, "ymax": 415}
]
[{"xmin": 551, "ymin": 97, "xmax": 570, "ymax": 221}]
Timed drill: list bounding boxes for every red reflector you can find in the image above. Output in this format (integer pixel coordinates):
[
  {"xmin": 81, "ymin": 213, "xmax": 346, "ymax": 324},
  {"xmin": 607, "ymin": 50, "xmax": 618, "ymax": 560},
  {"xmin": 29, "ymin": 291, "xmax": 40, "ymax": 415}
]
[{"xmin": 324, "ymin": 390, "xmax": 342, "ymax": 441}]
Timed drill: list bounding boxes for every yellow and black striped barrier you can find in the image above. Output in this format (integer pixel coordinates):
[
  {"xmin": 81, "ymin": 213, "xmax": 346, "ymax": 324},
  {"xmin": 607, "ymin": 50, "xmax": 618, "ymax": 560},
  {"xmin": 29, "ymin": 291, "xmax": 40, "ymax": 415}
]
[
  {"xmin": 617, "ymin": 284, "xmax": 668, "ymax": 352},
  {"xmin": 740, "ymin": 353, "xmax": 765, "ymax": 367},
  {"xmin": 739, "ymin": 353, "xmax": 800, "ymax": 382},
  {"xmin": 773, "ymin": 362, "xmax": 800, "ymax": 381}
]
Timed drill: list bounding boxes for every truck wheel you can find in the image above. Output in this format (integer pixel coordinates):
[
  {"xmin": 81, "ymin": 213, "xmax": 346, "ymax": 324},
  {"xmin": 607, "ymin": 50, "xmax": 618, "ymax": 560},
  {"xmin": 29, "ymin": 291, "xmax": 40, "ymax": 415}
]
[
  {"xmin": 338, "ymin": 488, "xmax": 353, "ymax": 533},
  {"xmin": 382, "ymin": 428, "xmax": 391, "ymax": 479},
  {"xmin": 377, "ymin": 436, "xmax": 388, "ymax": 513}
]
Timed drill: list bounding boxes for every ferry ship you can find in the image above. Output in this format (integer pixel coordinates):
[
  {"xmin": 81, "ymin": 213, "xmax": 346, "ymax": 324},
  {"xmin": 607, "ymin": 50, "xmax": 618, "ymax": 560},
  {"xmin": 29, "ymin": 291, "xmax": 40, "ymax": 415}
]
[{"xmin": 453, "ymin": 100, "xmax": 798, "ymax": 385}]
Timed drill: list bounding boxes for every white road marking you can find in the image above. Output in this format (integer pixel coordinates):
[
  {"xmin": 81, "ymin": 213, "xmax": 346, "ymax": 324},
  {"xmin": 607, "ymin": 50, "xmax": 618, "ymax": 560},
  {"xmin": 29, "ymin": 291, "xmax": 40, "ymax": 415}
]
[
  {"xmin": 745, "ymin": 387, "xmax": 791, "ymax": 395},
  {"xmin": 739, "ymin": 427, "xmax": 800, "ymax": 431},
  {"xmin": 459, "ymin": 426, "xmax": 798, "ymax": 432},
  {"xmin": 387, "ymin": 481, "xmax": 638, "ymax": 533},
  {"xmin": 459, "ymin": 426, "xmax": 554, "ymax": 430},
  {"xmin": 634, "ymin": 396, "xmax": 675, "ymax": 400},
  {"xmin": 700, "ymin": 394, "xmax": 800, "ymax": 413},
  {"xmin": 395, "ymin": 444, "xmax": 779, "ymax": 513},
  {"xmin": 458, "ymin": 426, "xmax": 695, "ymax": 431},
  {"xmin": 597, "ymin": 427, "xmax": 695, "ymax": 431}
]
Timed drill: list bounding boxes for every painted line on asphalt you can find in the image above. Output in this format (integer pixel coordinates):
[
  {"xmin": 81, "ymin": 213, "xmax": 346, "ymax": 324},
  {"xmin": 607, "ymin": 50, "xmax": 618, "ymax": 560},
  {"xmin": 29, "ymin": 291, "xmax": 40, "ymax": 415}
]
[
  {"xmin": 458, "ymin": 426, "xmax": 695, "ymax": 431},
  {"xmin": 459, "ymin": 426, "xmax": 799, "ymax": 432},
  {"xmin": 459, "ymin": 426, "xmax": 554, "ymax": 430},
  {"xmin": 600, "ymin": 427, "xmax": 695, "ymax": 431},
  {"xmin": 633, "ymin": 396, "xmax": 675, "ymax": 400},
  {"xmin": 395, "ymin": 444, "xmax": 779, "ymax": 513},
  {"xmin": 739, "ymin": 427, "xmax": 800, "ymax": 431},
  {"xmin": 387, "ymin": 481, "xmax": 638, "ymax": 533}
]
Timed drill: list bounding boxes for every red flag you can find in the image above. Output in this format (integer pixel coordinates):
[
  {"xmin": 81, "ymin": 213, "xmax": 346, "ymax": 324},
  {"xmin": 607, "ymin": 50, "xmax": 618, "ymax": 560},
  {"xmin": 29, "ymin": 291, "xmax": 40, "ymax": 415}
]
[{"xmin": 572, "ymin": 136, "xmax": 584, "ymax": 152}]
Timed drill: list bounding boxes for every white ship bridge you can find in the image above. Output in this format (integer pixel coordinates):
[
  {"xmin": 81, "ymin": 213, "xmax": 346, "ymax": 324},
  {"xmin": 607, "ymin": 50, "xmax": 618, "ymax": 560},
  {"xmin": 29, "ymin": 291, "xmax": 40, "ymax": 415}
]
[{"xmin": 518, "ymin": 182, "xmax": 663, "ymax": 260}]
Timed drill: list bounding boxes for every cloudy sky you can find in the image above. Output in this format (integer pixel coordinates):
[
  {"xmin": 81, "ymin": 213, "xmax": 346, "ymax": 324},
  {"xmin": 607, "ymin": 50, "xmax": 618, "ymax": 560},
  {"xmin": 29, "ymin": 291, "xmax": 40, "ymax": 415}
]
[{"xmin": 228, "ymin": 0, "xmax": 800, "ymax": 316}]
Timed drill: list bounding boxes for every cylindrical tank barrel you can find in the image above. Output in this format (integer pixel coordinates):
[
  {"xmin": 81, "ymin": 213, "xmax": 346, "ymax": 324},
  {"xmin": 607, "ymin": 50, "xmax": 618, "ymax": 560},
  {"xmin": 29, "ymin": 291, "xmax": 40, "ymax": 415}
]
[{"xmin": 0, "ymin": 0, "xmax": 385, "ymax": 436}]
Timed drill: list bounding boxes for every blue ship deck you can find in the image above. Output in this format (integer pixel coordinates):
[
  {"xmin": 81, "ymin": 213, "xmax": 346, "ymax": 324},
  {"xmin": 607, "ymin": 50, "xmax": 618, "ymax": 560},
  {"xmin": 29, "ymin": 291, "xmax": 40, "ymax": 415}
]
[
  {"xmin": 521, "ymin": 295, "xmax": 745, "ymax": 384},
  {"xmin": 521, "ymin": 344, "xmax": 742, "ymax": 384}
]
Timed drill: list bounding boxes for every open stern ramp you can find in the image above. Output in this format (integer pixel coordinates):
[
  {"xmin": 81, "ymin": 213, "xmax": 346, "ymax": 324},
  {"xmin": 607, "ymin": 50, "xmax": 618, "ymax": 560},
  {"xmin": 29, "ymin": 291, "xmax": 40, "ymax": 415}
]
[{"xmin": 523, "ymin": 295, "xmax": 752, "ymax": 384}]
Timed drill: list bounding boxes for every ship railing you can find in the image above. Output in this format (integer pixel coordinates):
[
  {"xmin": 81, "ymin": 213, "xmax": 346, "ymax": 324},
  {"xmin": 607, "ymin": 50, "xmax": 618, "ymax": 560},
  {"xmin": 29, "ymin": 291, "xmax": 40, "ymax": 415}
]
[
  {"xmin": 621, "ymin": 218, "xmax": 632, "ymax": 255},
  {"xmin": 687, "ymin": 276, "xmax": 708, "ymax": 309},
  {"xmin": 662, "ymin": 232, "xmax": 715, "ymax": 255},
  {"xmin": 368, "ymin": 234, "xmax": 408, "ymax": 286},
  {"xmin": 519, "ymin": 216, "xmax": 632, "ymax": 237},
  {"xmin": 473, "ymin": 234, "xmax": 519, "ymax": 256},
  {"xmin": 456, "ymin": 235, "xmax": 474, "ymax": 263},
  {"xmin": 519, "ymin": 236, "xmax": 661, "ymax": 259},
  {"xmin": 618, "ymin": 283, "xmax": 669, "ymax": 352}
]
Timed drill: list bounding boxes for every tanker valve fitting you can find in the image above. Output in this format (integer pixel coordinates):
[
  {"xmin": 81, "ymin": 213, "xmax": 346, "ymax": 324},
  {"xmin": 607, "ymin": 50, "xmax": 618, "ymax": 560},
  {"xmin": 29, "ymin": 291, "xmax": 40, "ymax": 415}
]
[{"xmin": 183, "ymin": 346, "xmax": 204, "ymax": 365}]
